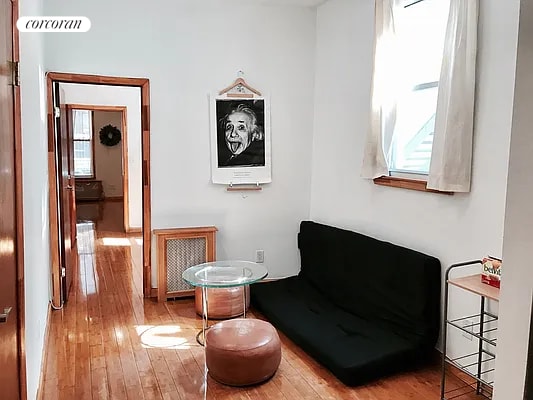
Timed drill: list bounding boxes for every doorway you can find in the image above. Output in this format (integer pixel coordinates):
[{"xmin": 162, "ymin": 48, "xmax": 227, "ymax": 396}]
[
  {"xmin": 46, "ymin": 73, "xmax": 152, "ymax": 308},
  {"xmin": 0, "ymin": 0, "xmax": 26, "ymax": 398},
  {"xmin": 69, "ymin": 105, "xmax": 134, "ymax": 234}
]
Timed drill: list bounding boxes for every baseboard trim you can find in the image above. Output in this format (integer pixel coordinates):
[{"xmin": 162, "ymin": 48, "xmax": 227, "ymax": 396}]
[
  {"xmin": 36, "ymin": 304, "xmax": 52, "ymax": 400},
  {"xmin": 104, "ymin": 196, "xmax": 124, "ymax": 202}
]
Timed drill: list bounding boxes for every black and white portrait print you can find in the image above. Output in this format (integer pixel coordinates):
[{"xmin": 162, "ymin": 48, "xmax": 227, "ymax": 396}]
[
  {"xmin": 210, "ymin": 94, "xmax": 271, "ymax": 185},
  {"xmin": 216, "ymin": 99, "xmax": 265, "ymax": 168}
]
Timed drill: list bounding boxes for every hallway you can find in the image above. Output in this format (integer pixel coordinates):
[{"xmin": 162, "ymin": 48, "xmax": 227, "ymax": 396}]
[
  {"xmin": 39, "ymin": 219, "xmax": 475, "ymax": 400},
  {"xmin": 76, "ymin": 199, "xmax": 127, "ymax": 235}
]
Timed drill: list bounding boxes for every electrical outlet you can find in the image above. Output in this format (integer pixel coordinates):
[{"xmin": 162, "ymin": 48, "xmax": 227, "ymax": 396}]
[
  {"xmin": 255, "ymin": 250, "xmax": 264, "ymax": 263},
  {"xmin": 462, "ymin": 319, "xmax": 473, "ymax": 340}
]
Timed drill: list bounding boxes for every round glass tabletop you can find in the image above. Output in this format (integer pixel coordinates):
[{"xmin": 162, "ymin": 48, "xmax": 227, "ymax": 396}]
[{"xmin": 182, "ymin": 260, "xmax": 268, "ymax": 288}]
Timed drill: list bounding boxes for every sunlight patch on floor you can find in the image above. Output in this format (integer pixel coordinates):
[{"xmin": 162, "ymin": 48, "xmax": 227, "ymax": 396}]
[
  {"xmin": 135, "ymin": 325, "xmax": 193, "ymax": 349},
  {"xmin": 101, "ymin": 237, "xmax": 132, "ymax": 246},
  {"xmin": 115, "ymin": 328, "xmax": 124, "ymax": 344}
]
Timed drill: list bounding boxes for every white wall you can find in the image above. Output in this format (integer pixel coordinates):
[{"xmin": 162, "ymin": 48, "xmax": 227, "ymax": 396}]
[
  {"xmin": 311, "ymin": 0, "xmax": 519, "ymax": 360},
  {"xmin": 494, "ymin": 0, "xmax": 533, "ymax": 397},
  {"xmin": 18, "ymin": 0, "xmax": 50, "ymax": 398},
  {"xmin": 93, "ymin": 111, "xmax": 123, "ymax": 198},
  {"xmin": 44, "ymin": 0, "xmax": 317, "ymax": 280},
  {"xmin": 59, "ymin": 84, "xmax": 142, "ymax": 229}
]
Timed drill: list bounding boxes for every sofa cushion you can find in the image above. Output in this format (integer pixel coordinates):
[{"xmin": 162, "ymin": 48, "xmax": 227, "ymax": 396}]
[
  {"xmin": 251, "ymin": 277, "xmax": 428, "ymax": 386},
  {"xmin": 297, "ymin": 221, "xmax": 441, "ymax": 347}
]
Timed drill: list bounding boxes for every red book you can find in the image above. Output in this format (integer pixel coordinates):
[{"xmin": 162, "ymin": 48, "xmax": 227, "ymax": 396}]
[{"xmin": 481, "ymin": 257, "xmax": 501, "ymax": 289}]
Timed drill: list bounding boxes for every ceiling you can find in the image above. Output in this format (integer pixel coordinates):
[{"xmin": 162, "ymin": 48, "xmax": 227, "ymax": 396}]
[{"xmin": 245, "ymin": 0, "xmax": 330, "ymax": 7}]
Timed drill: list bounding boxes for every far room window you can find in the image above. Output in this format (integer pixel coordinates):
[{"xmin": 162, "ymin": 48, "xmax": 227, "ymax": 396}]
[
  {"xmin": 73, "ymin": 109, "xmax": 94, "ymax": 178},
  {"xmin": 389, "ymin": 0, "xmax": 450, "ymax": 176}
]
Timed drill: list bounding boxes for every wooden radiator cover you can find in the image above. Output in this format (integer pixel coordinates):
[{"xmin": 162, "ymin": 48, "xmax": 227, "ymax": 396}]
[{"xmin": 153, "ymin": 226, "xmax": 217, "ymax": 302}]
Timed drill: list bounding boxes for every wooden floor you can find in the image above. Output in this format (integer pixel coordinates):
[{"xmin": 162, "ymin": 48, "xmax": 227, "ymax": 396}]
[{"xmin": 40, "ymin": 208, "xmax": 480, "ymax": 399}]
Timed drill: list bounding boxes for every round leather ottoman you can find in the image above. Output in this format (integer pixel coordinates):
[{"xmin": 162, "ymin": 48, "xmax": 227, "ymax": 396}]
[
  {"xmin": 195, "ymin": 286, "xmax": 250, "ymax": 319},
  {"xmin": 205, "ymin": 318, "xmax": 281, "ymax": 386}
]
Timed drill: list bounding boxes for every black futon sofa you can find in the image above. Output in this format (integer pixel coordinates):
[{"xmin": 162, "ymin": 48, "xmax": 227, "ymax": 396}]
[{"xmin": 251, "ymin": 221, "xmax": 441, "ymax": 386}]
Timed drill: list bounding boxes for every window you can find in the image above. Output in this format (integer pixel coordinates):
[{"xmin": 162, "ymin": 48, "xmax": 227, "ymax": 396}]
[
  {"xmin": 73, "ymin": 110, "xmax": 94, "ymax": 178},
  {"xmin": 389, "ymin": 0, "xmax": 450, "ymax": 175}
]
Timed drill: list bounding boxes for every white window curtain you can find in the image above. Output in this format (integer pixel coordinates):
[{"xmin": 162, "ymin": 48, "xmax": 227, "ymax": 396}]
[
  {"xmin": 361, "ymin": 0, "xmax": 403, "ymax": 179},
  {"xmin": 72, "ymin": 110, "xmax": 79, "ymax": 138},
  {"xmin": 427, "ymin": 0, "xmax": 479, "ymax": 192}
]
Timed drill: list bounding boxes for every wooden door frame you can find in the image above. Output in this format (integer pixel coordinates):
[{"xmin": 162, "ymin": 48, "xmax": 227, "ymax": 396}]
[
  {"xmin": 10, "ymin": 0, "xmax": 27, "ymax": 398},
  {"xmin": 68, "ymin": 104, "xmax": 131, "ymax": 232},
  {"xmin": 46, "ymin": 73, "xmax": 152, "ymax": 307}
]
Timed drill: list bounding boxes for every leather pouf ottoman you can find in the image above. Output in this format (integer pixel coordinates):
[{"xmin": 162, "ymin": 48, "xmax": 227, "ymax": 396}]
[
  {"xmin": 195, "ymin": 286, "xmax": 250, "ymax": 319},
  {"xmin": 205, "ymin": 318, "xmax": 281, "ymax": 386}
]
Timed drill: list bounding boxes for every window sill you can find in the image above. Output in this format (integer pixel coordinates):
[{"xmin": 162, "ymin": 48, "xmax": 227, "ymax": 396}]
[{"xmin": 373, "ymin": 176, "xmax": 454, "ymax": 195}]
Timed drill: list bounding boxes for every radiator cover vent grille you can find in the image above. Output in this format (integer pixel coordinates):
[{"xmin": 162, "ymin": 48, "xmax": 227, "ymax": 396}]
[{"xmin": 166, "ymin": 237, "xmax": 206, "ymax": 292}]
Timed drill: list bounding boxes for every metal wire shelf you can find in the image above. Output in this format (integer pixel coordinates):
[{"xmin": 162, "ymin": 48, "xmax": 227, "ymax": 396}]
[
  {"xmin": 443, "ymin": 356, "xmax": 494, "ymax": 400},
  {"xmin": 441, "ymin": 260, "xmax": 500, "ymax": 400},
  {"xmin": 447, "ymin": 312, "xmax": 498, "ymax": 347}
]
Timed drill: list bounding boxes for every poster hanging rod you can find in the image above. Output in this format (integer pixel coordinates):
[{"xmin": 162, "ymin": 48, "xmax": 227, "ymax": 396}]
[{"xmin": 226, "ymin": 182, "xmax": 262, "ymax": 192}]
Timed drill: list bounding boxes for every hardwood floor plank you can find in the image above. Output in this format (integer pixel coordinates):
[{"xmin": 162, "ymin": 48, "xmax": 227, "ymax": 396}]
[
  {"xmin": 162, "ymin": 391, "xmax": 182, "ymax": 400},
  {"xmin": 58, "ymin": 386, "xmax": 75, "ymax": 400},
  {"xmin": 141, "ymin": 385, "xmax": 165, "ymax": 400},
  {"xmin": 75, "ymin": 341, "xmax": 92, "ymax": 400},
  {"xmin": 275, "ymin": 357, "xmax": 320, "ymax": 399},
  {"xmin": 170, "ymin": 349, "xmax": 206, "ymax": 400},
  {"xmin": 41, "ymin": 378, "xmax": 59, "ymax": 400},
  {"xmin": 147, "ymin": 349, "xmax": 178, "ymax": 394},
  {"xmin": 90, "ymin": 343, "xmax": 106, "ymax": 370},
  {"xmin": 40, "ymin": 203, "xmax": 471, "ymax": 400},
  {"xmin": 125, "ymin": 384, "xmax": 145, "ymax": 400},
  {"xmin": 91, "ymin": 367, "xmax": 109, "ymax": 400}
]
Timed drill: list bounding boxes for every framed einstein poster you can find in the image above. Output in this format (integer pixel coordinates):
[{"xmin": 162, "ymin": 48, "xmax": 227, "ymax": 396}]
[{"xmin": 209, "ymin": 78, "xmax": 272, "ymax": 185}]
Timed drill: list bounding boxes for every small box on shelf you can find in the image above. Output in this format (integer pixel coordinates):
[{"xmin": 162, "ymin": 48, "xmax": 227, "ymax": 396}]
[{"xmin": 481, "ymin": 256, "xmax": 502, "ymax": 289}]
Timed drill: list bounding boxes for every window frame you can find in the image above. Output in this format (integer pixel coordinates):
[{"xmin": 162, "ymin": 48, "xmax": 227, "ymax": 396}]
[
  {"xmin": 72, "ymin": 109, "xmax": 96, "ymax": 179},
  {"xmin": 373, "ymin": 0, "xmax": 452, "ymax": 195}
]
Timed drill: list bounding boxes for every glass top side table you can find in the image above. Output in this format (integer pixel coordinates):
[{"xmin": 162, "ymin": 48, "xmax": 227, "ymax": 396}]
[{"xmin": 182, "ymin": 260, "xmax": 268, "ymax": 345}]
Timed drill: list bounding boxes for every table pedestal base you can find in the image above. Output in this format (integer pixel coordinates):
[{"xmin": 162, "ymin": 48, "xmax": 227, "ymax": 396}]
[{"xmin": 196, "ymin": 285, "xmax": 249, "ymax": 346}]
